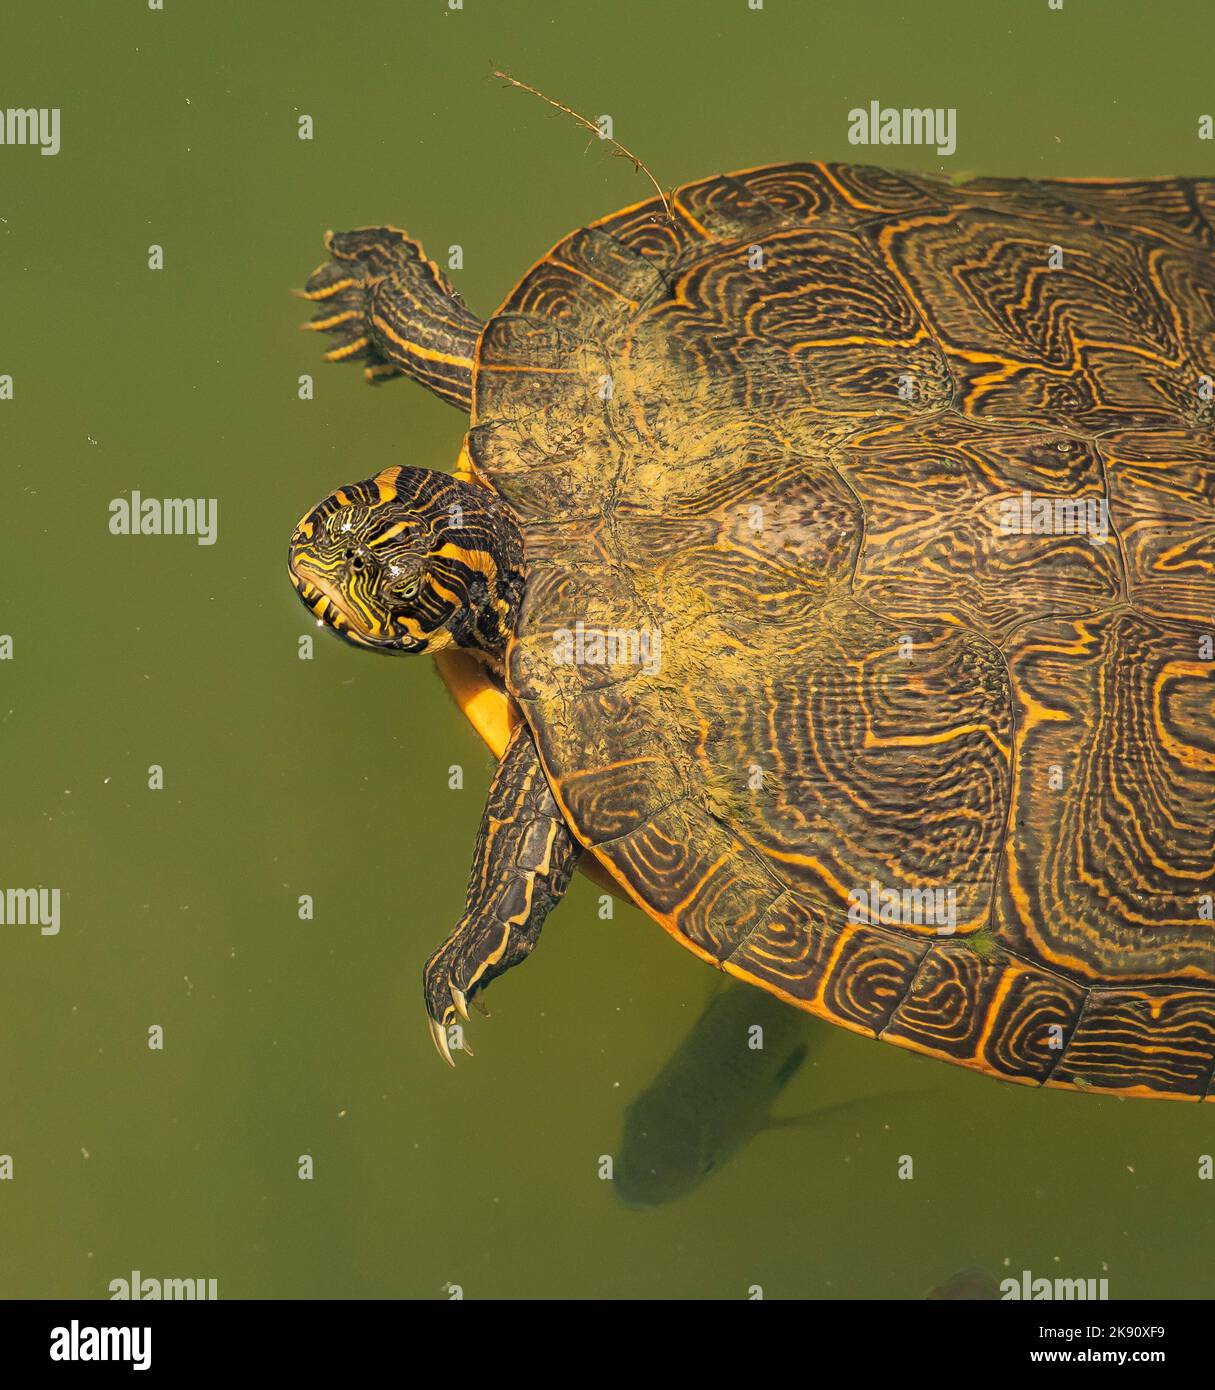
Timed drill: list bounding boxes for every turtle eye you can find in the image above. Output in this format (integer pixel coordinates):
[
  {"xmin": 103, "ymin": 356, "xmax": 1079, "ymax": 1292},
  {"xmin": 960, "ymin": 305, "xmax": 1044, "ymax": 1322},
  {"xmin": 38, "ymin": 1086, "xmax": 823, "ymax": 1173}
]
[{"xmin": 391, "ymin": 572, "xmax": 423, "ymax": 601}]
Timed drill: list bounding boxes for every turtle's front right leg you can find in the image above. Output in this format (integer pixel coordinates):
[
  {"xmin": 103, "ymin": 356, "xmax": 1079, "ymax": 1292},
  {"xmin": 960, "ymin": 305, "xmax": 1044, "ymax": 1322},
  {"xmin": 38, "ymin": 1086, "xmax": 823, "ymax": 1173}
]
[
  {"xmin": 423, "ymin": 721, "xmax": 581, "ymax": 1064},
  {"xmin": 298, "ymin": 226, "xmax": 481, "ymax": 410}
]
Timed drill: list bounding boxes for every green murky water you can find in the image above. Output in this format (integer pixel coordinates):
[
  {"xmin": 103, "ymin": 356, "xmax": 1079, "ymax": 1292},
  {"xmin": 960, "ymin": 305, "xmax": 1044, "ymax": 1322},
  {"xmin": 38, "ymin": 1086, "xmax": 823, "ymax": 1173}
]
[{"xmin": 2, "ymin": 0, "xmax": 1213, "ymax": 1299}]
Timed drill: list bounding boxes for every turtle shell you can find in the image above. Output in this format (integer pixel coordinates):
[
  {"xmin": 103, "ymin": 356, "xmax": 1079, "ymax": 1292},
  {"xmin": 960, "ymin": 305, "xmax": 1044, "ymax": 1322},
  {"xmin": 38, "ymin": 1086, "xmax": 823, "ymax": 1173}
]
[{"xmin": 467, "ymin": 162, "xmax": 1215, "ymax": 1099}]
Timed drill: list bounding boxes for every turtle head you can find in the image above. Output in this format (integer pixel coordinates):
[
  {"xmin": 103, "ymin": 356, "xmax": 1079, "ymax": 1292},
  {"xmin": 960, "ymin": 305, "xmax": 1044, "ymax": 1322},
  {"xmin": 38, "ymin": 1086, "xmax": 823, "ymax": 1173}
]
[{"xmin": 288, "ymin": 465, "xmax": 525, "ymax": 659}]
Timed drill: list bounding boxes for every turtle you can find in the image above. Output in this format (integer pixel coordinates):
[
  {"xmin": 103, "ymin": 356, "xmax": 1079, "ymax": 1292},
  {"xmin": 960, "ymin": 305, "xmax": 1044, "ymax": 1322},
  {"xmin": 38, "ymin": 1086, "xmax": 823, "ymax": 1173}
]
[{"xmin": 288, "ymin": 161, "xmax": 1215, "ymax": 1099}]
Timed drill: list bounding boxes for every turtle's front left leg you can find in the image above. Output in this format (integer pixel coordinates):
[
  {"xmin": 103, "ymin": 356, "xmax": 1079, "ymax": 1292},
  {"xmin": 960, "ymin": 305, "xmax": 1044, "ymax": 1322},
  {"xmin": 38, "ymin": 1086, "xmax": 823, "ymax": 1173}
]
[{"xmin": 423, "ymin": 721, "xmax": 581, "ymax": 1064}]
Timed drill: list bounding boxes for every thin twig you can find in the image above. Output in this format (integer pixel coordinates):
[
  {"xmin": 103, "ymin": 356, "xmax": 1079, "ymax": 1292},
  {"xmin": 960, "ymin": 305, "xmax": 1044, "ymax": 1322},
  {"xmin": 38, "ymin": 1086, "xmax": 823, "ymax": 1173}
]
[{"xmin": 493, "ymin": 70, "xmax": 673, "ymax": 223}]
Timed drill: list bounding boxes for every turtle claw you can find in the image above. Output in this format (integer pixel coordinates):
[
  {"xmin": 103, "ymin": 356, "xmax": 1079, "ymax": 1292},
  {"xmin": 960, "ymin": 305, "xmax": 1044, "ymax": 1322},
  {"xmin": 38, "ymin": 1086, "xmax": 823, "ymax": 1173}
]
[
  {"xmin": 429, "ymin": 1017, "xmax": 455, "ymax": 1068},
  {"xmin": 424, "ymin": 923, "xmax": 499, "ymax": 1061}
]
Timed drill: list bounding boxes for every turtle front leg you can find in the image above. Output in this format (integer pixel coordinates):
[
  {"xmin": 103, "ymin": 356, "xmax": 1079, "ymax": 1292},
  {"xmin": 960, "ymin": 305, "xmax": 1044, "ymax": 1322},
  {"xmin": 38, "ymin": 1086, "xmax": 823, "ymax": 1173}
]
[
  {"xmin": 423, "ymin": 721, "xmax": 581, "ymax": 1064},
  {"xmin": 298, "ymin": 226, "xmax": 481, "ymax": 410}
]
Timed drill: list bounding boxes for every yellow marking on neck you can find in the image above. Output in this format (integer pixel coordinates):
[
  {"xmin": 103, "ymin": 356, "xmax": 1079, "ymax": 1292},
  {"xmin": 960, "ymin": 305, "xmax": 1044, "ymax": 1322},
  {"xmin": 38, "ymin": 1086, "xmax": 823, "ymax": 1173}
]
[
  {"xmin": 397, "ymin": 614, "xmax": 454, "ymax": 650},
  {"xmin": 374, "ymin": 466, "xmax": 401, "ymax": 501},
  {"xmin": 434, "ymin": 540, "xmax": 497, "ymax": 581}
]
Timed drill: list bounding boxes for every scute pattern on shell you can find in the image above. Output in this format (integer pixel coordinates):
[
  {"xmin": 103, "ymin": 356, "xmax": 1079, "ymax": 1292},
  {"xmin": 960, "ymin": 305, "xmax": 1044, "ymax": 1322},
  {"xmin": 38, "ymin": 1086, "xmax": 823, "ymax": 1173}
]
[{"xmin": 470, "ymin": 162, "xmax": 1215, "ymax": 1099}]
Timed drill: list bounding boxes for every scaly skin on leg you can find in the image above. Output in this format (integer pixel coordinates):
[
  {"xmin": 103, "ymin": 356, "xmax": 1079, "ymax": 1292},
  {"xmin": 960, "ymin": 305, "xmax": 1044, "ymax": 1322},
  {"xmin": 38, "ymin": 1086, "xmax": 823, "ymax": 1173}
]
[
  {"xmin": 298, "ymin": 227, "xmax": 482, "ymax": 409},
  {"xmin": 423, "ymin": 721, "xmax": 581, "ymax": 1063}
]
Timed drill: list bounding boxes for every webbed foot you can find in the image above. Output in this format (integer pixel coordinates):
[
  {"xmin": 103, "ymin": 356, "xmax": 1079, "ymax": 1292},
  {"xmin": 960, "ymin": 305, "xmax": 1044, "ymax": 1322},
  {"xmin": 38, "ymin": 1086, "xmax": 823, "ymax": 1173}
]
[{"xmin": 420, "ymin": 724, "xmax": 581, "ymax": 1065}]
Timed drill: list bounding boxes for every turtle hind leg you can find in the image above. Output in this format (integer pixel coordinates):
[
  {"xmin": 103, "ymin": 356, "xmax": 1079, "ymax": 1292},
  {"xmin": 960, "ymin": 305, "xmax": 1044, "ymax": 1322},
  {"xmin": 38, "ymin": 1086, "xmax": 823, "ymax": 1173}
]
[
  {"xmin": 423, "ymin": 722, "xmax": 581, "ymax": 1064},
  {"xmin": 297, "ymin": 226, "xmax": 481, "ymax": 410}
]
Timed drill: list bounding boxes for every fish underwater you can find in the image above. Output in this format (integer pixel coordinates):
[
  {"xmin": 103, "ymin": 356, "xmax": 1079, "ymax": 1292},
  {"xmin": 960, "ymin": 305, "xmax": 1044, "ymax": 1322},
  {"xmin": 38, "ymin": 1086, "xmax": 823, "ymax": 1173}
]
[
  {"xmin": 924, "ymin": 1267, "xmax": 1003, "ymax": 1300},
  {"xmin": 615, "ymin": 984, "xmax": 818, "ymax": 1207}
]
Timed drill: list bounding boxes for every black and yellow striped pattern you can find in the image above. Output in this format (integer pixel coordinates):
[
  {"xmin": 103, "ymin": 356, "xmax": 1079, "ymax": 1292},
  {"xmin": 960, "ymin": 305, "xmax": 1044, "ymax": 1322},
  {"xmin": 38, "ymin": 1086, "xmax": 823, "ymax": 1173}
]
[
  {"xmin": 288, "ymin": 466, "xmax": 524, "ymax": 657},
  {"xmin": 421, "ymin": 722, "xmax": 581, "ymax": 1062},
  {"xmin": 298, "ymin": 227, "xmax": 481, "ymax": 409}
]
